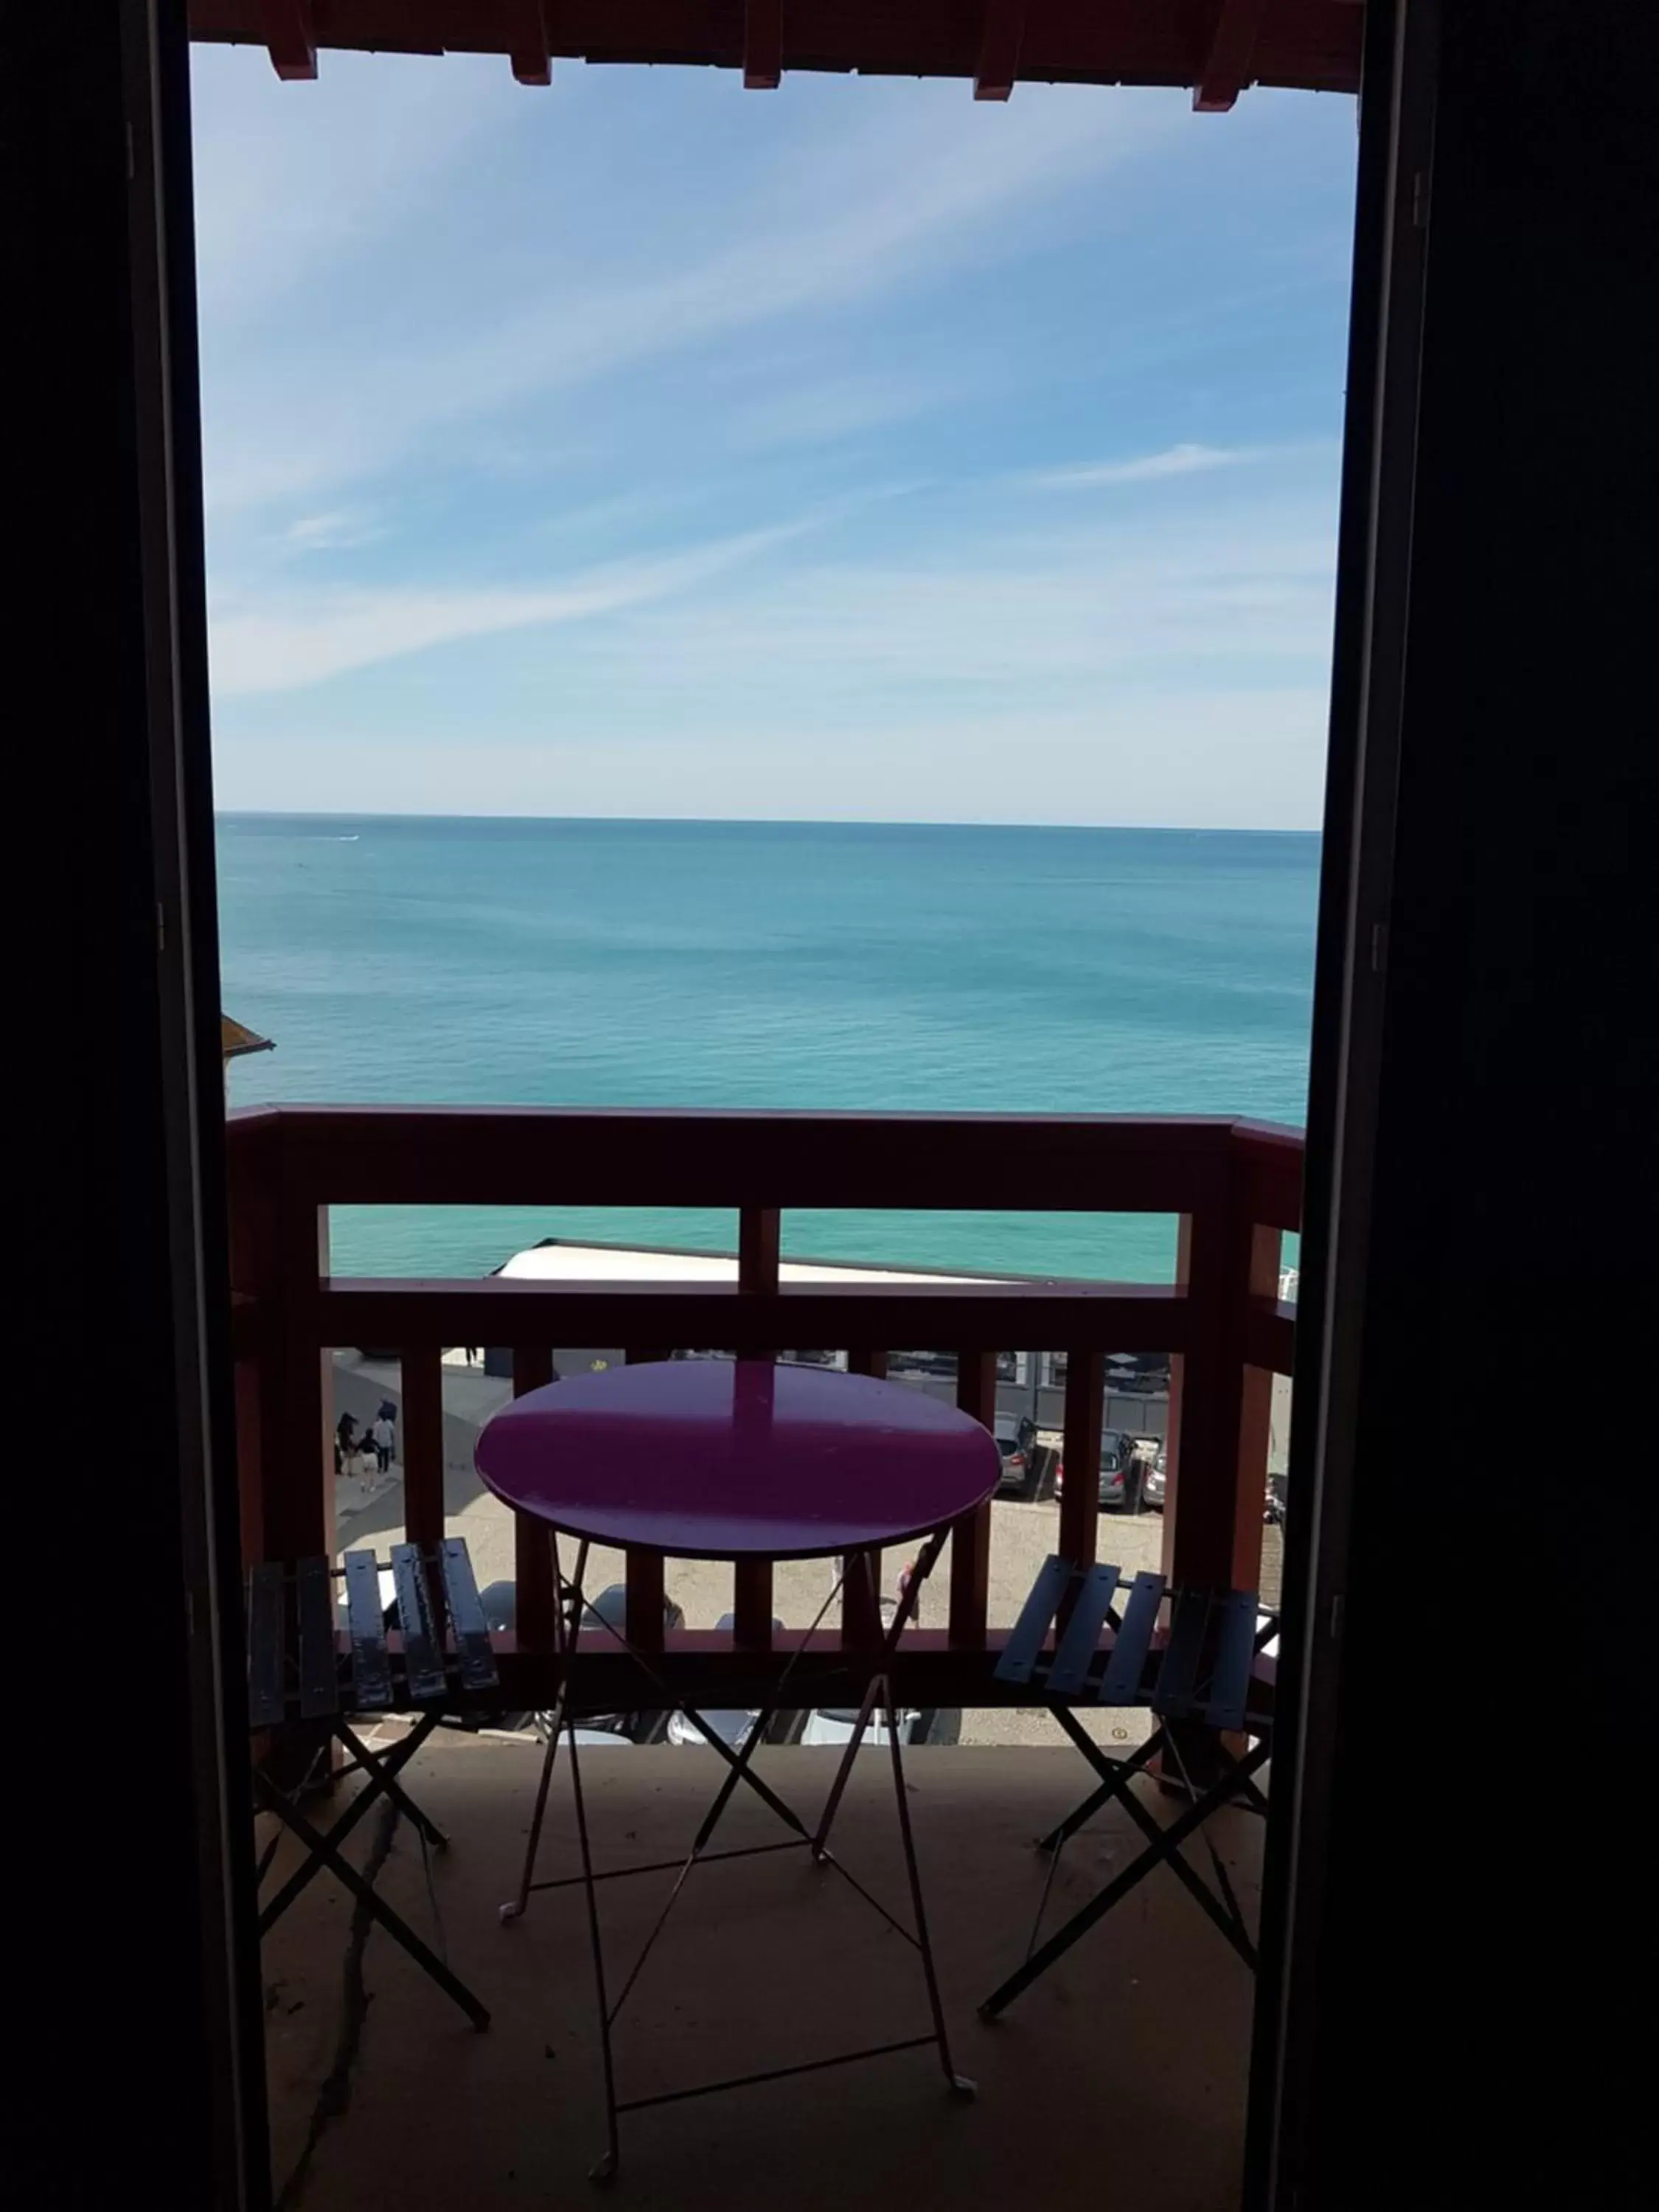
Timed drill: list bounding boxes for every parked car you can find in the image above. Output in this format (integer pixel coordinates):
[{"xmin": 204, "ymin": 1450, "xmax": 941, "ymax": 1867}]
[
  {"xmin": 1102, "ymin": 1352, "xmax": 1172, "ymax": 1397},
  {"xmin": 672, "ymin": 1349, "xmax": 844, "ymax": 1368},
  {"xmin": 471, "ymin": 1579, "xmax": 684, "ymax": 1742},
  {"xmin": 995, "ymin": 1415, "xmax": 1054, "ymax": 1501},
  {"xmin": 665, "ymin": 1613, "xmax": 791, "ymax": 1751},
  {"xmin": 666, "ymin": 1704, "xmax": 755, "ymax": 1750},
  {"xmin": 1054, "ymin": 1428, "xmax": 1145, "ymax": 1512},
  {"xmin": 1144, "ymin": 1444, "xmax": 1168, "ymax": 1510},
  {"xmin": 796, "ymin": 1705, "xmax": 960, "ymax": 1747},
  {"xmin": 889, "ymin": 1350, "xmax": 1019, "ymax": 1384}
]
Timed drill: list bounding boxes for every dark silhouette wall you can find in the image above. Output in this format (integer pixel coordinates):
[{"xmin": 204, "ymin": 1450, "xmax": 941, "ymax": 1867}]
[{"xmin": 1296, "ymin": 3, "xmax": 1649, "ymax": 2205}]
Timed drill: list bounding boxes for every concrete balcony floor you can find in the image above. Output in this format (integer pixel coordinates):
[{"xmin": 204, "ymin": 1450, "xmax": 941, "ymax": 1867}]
[{"xmin": 262, "ymin": 1734, "xmax": 1264, "ymax": 2211}]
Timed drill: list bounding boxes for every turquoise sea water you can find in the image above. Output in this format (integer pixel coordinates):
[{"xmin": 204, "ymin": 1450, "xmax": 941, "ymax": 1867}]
[{"xmin": 216, "ymin": 817, "xmax": 1318, "ymax": 1284}]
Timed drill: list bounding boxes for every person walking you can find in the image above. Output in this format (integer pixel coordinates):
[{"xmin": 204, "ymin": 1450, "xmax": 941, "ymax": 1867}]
[
  {"xmin": 335, "ymin": 1411, "xmax": 358, "ymax": 1476},
  {"xmin": 372, "ymin": 1402, "xmax": 397, "ymax": 1472},
  {"xmin": 897, "ymin": 1557, "xmax": 922, "ymax": 1625}
]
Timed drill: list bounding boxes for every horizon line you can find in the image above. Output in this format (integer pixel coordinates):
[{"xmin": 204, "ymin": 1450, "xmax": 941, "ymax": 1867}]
[{"xmin": 214, "ymin": 807, "xmax": 1321, "ymax": 835}]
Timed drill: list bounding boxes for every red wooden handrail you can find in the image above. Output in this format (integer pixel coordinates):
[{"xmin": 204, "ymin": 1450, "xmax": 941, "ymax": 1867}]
[
  {"xmin": 229, "ymin": 1103, "xmax": 1246, "ymax": 1211},
  {"xmin": 313, "ymin": 1278, "xmax": 1190, "ymax": 1352},
  {"xmin": 226, "ymin": 1106, "xmax": 1301, "ymax": 1686}
]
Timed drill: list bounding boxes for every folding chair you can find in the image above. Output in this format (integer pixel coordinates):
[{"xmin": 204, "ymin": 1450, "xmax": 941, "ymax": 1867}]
[
  {"xmin": 247, "ymin": 1538, "xmax": 498, "ymax": 2031},
  {"xmin": 979, "ymin": 1559, "xmax": 1276, "ymax": 2020}
]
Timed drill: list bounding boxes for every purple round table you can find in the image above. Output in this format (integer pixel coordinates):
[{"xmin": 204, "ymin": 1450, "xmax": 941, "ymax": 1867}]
[
  {"xmin": 476, "ymin": 1355, "xmax": 1001, "ymax": 1559},
  {"xmin": 476, "ymin": 1357, "xmax": 991, "ymax": 2177}
]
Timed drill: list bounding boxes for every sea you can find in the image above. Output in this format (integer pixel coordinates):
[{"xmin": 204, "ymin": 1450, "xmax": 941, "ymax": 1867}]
[{"xmin": 215, "ymin": 816, "xmax": 1319, "ymax": 1286}]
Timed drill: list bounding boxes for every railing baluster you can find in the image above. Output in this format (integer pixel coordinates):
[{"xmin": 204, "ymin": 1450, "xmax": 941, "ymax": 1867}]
[
  {"xmin": 284, "ymin": 1187, "xmax": 330, "ymax": 1547},
  {"xmin": 733, "ymin": 1206, "xmax": 779, "ymax": 1649},
  {"xmin": 950, "ymin": 1351, "xmax": 998, "ymax": 1646},
  {"xmin": 737, "ymin": 1204, "xmax": 780, "ymax": 1359},
  {"xmin": 1060, "ymin": 1346, "xmax": 1105, "ymax": 1572},
  {"xmin": 257, "ymin": 1189, "xmax": 332, "ymax": 1789},
  {"xmin": 232, "ymin": 1356, "xmax": 264, "ymax": 1573},
  {"xmin": 1163, "ymin": 1205, "xmax": 1280, "ymax": 1593},
  {"xmin": 619, "ymin": 1346, "xmax": 670, "ymax": 1652},
  {"xmin": 732, "ymin": 1562, "xmax": 774, "ymax": 1650},
  {"xmin": 1158, "ymin": 1197, "xmax": 1279, "ymax": 1782},
  {"xmin": 226, "ymin": 1135, "xmax": 274, "ymax": 1569},
  {"xmin": 400, "ymin": 1343, "xmax": 445, "ymax": 1551},
  {"xmin": 261, "ymin": 1190, "xmax": 332, "ymax": 1572},
  {"xmin": 625, "ymin": 1549, "xmax": 667, "ymax": 1654},
  {"xmin": 400, "ymin": 1342, "xmax": 446, "ymax": 1628},
  {"xmin": 842, "ymin": 1349, "xmax": 888, "ymax": 1644},
  {"xmin": 512, "ymin": 1346, "xmax": 557, "ymax": 1650}
]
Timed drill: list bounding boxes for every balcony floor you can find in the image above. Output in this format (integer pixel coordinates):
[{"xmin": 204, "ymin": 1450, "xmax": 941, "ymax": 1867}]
[{"xmin": 262, "ymin": 1733, "xmax": 1264, "ymax": 2211}]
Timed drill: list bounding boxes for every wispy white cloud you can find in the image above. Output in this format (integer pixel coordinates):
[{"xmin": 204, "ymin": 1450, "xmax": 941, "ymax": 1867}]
[
  {"xmin": 1029, "ymin": 442, "xmax": 1262, "ymax": 490},
  {"xmin": 215, "ymin": 490, "xmax": 1335, "ymax": 701},
  {"xmin": 189, "ymin": 51, "xmax": 503, "ymax": 328},
  {"xmin": 283, "ymin": 511, "xmax": 383, "ymax": 551},
  {"xmin": 571, "ymin": 508, "xmax": 1340, "ymax": 695},
  {"xmin": 199, "ymin": 86, "xmax": 1174, "ymax": 514},
  {"xmin": 730, "ymin": 372, "xmax": 955, "ymax": 453},
  {"xmin": 195, "ymin": 58, "xmax": 1357, "ymax": 826},
  {"xmin": 209, "ymin": 522, "xmax": 809, "ymax": 694}
]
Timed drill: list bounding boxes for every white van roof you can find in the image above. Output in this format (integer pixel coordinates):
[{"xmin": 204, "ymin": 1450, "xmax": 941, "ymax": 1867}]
[{"xmin": 497, "ymin": 1239, "xmax": 996, "ymax": 1290}]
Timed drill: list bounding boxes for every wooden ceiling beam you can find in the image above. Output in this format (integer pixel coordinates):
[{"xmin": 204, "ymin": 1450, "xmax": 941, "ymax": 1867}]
[
  {"xmin": 974, "ymin": 0, "xmax": 1026, "ymax": 103},
  {"xmin": 744, "ymin": 0, "xmax": 782, "ymax": 89},
  {"xmin": 185, "ymin": 1, "xmax": 1363, "ymax": 103},
  {"xmin": 507, "ymin": 0, "xmax": 553, "ymax": 86},
  {"xmin": 260, "ymin": 0, "xmax": 316, "ymax": 82},
  {"xmin": 1194, "ymin": 0, "xmax": 1273, "ymax": 113}
]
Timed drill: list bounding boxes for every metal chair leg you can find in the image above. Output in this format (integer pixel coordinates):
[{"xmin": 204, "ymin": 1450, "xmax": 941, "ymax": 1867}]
[
  {"xmin": 981, "ymin": 1739, "xmax": 1270, "ymax": 2019},
  {"xmin": 253, "ymin": 1772, "xmax": 490, "ymax": 2031},
  {"xmin": 1034, "ymin": 1710, "xmax": 1166, "ymax": 1851},
  {"xmin": 337, "ymin": 1717, "xmax": 448, "ymax": 1846},
  {"xmin": 1155, "ymin": 1724, "xmax": 1259, "ymax": 1964},
  {"xmin": 1098, "ymin": 1759, "xmax": 1260, "ymax": 1970},
  {"xmin": 258, "ymin": 1712, "xmax": 442, "ymax": 1933}
]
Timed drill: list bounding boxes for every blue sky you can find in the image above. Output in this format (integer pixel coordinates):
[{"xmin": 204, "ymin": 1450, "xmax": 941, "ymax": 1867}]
[{"xmin": 193, "ymin": 53, "xmax": 1357, "ymax": 827}]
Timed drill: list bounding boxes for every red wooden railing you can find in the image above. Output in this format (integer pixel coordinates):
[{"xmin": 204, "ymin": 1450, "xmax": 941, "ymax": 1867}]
[{"xmin": 226, "ymin": 1107, "xmax": 1298, "ymax": 1709}]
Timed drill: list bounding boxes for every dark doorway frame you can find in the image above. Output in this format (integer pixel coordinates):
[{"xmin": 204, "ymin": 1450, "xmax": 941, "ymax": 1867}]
[
  {"xmin": 12, "ymin": 7, "xmax": 1407, "ymax": 2204},
  {"xmin": 16, "ymin": 1, "xmax": 268, "ymax": 2205},
  {"xmin": 1249, "ymin": 2, "xmax": 1650, "ymax": 2205},
  {"xmin": 1242, "ymin": 0, "xmax": 1435, "ymax": 2197}
]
